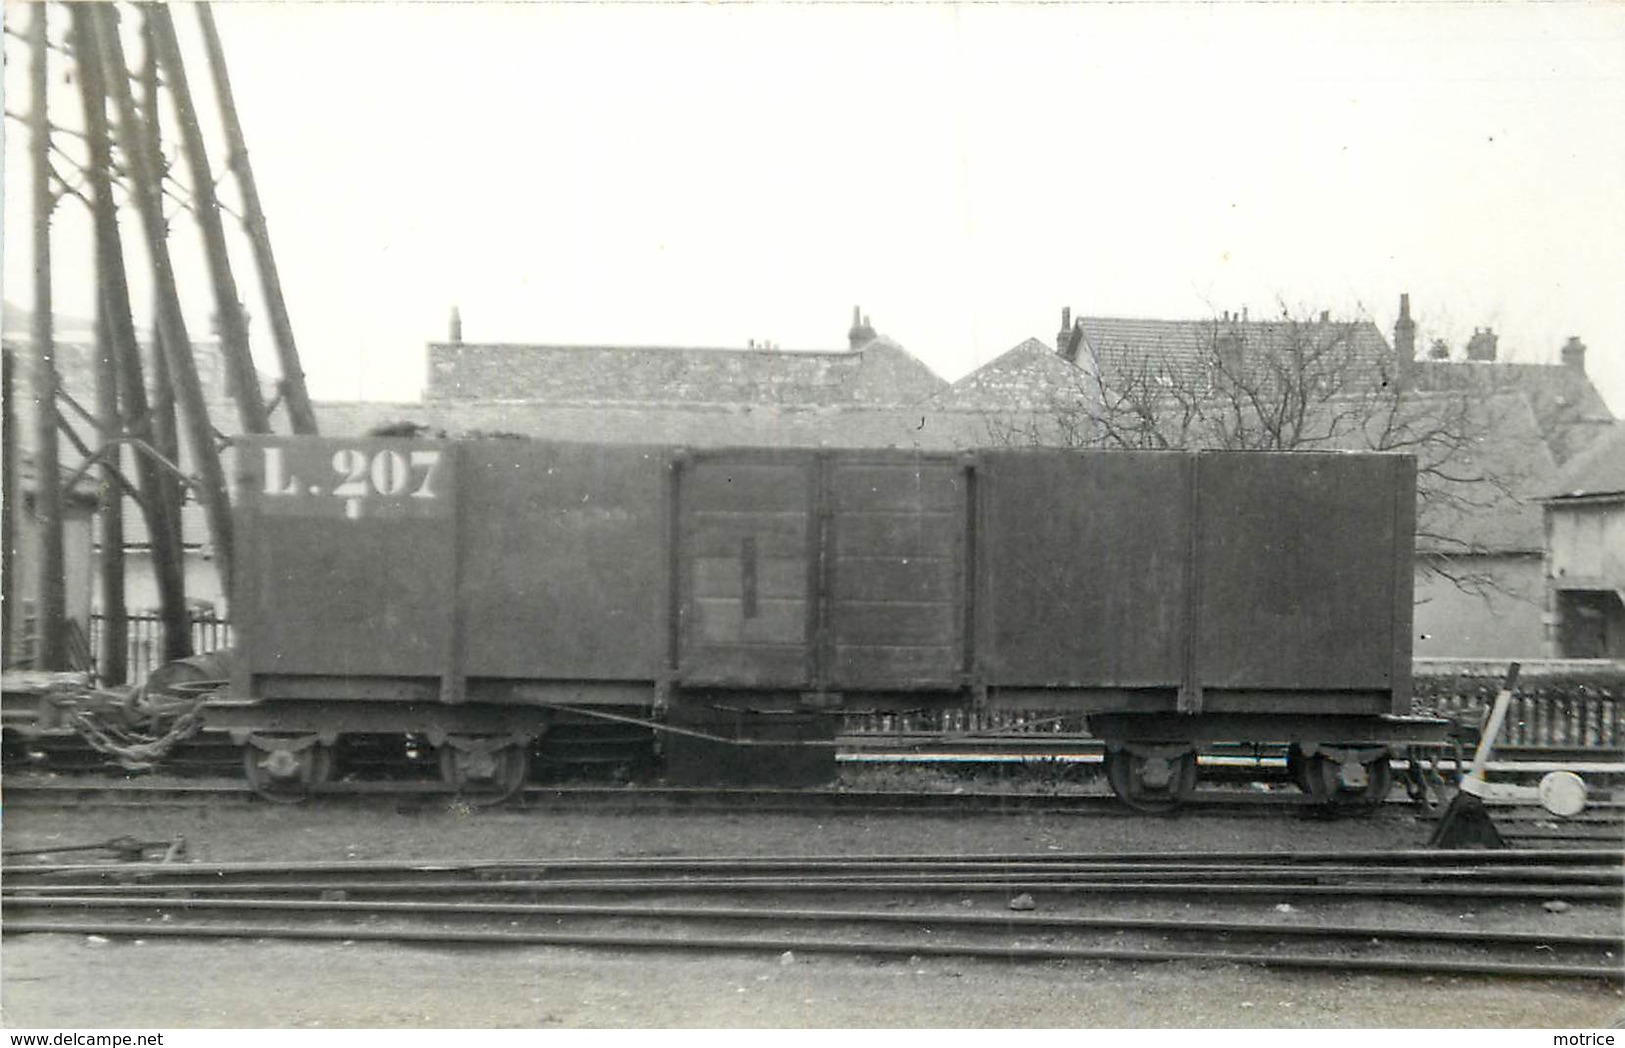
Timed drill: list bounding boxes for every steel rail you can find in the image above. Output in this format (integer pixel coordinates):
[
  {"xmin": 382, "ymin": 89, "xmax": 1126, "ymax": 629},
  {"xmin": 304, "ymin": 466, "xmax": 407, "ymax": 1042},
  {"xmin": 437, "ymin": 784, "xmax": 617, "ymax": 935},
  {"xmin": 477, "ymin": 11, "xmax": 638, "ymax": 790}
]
[
  {"xmin": 6, "ymin": 894, "xmax": 1619, "ymax": 952},
  {"xmin": 6, "ymin": 876, "xmax": 1620, "ymax": 901},
  {"xmin": 8, "ymin": 864, "xmax": 1619, "ymax": 889},
  {"xmin": 8, "ymin": 848, "xmax": 1620, "ymax": 880},
  {"xmin": 3, "ymin": 776, "xmax": 1617, "ymax": 807},
  {"xmin": 4, "ymin": 919, "xmax": 1617, "ymax": 981},
  {"xmin": 0, "ymin": 781, "xmax": 1302, "ymax": 806},
  {"xmin": 2, "ymin": 777, "xmax": 1619, "ymax": 822}
]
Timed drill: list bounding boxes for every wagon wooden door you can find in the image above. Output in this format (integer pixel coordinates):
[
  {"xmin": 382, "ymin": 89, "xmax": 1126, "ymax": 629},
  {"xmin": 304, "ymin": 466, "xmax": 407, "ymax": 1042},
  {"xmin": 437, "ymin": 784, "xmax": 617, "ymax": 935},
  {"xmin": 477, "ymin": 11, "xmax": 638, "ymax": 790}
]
[{"xmin": 675, "ymin": 450, "xmax": 817, "ymax": 688}]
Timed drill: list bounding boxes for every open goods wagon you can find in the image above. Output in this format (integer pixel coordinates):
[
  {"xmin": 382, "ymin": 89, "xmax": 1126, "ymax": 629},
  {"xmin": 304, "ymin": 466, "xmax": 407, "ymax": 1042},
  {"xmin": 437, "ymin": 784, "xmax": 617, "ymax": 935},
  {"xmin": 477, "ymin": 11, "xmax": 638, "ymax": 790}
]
[{"xmin": 209, "ymin": 435, "xmax": 1439, "ymax": 808}]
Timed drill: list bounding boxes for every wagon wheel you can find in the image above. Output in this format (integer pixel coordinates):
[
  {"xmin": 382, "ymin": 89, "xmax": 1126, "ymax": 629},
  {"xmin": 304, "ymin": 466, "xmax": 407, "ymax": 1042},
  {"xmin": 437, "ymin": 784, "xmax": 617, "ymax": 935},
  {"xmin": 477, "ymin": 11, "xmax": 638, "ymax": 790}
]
[
  {"xmin": 242, "ymin": 738, "xmax": 334, "ymax": 804},
  {"xmin": 1302, "ymin": 752, "xmax": 1393, "ymax": 813},
  {"xmin": 1104, "ymin": 748, "xmax": 1199, "ymax": 814},
  {"xmin": 438, "ymin": 740, "xmax": 529, "ymax": 804}
]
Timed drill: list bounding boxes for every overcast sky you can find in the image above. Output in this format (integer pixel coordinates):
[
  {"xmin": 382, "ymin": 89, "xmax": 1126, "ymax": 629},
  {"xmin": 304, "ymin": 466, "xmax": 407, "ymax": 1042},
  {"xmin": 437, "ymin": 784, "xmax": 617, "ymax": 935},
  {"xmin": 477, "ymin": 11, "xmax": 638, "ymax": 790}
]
[{"xmin": 4, "ymin": 1, "xmax": 1623, "ymax": 415}]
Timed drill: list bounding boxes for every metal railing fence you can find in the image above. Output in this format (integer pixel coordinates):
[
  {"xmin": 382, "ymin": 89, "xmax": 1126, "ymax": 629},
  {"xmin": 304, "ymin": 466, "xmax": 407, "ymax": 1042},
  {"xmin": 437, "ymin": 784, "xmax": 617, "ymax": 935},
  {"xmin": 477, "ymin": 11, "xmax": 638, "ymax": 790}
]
[{"xmin": 87, "ymin": 611, "xmax": 233, "ymax": 686}]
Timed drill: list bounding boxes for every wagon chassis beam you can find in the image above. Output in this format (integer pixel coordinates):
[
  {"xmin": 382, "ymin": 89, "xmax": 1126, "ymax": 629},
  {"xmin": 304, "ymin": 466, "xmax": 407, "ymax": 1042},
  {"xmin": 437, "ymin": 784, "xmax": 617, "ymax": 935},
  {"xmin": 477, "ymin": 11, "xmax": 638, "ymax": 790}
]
[{"xmin": 530, "ymin": 702, "xmax": 839, "ymax": 749}]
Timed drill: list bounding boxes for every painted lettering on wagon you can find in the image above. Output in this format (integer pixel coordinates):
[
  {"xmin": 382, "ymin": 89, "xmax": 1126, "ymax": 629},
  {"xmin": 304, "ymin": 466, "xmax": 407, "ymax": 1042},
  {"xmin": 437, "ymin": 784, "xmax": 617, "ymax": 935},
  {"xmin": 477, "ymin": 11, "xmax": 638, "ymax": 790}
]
[{"xmin": 261, "ymin": 445, "xmax": 444, "ymax": 519}]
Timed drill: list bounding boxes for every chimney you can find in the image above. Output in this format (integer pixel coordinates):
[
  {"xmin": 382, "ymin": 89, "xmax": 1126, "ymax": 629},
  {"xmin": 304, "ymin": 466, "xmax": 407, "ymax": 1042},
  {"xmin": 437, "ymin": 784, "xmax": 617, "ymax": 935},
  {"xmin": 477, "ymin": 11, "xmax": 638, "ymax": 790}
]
[
  {"xmin": 1466, "ymin": 327, "xmax": 1498, "ymax": 362},
  {"xmin": 847, "ymin": 306, "xmax": 876, "ymax": 351},
  {"xmin": 1057, "ymin": 307, "xmax": 1071, "ymax": 354},
  {"xmin": 1214, "ymin": 327, "xmax": 1245, "ymax": 374},
  {"xmin": 1061, "ymin": 322, "xmax": 1084, "ymax": 364},
  {"xmin": 449, "ymin": 306, "xmax": 463, "ymax": 344},
  {"xmin": 1561, "ymin": 336, "xmax": 1587, "ymax": 373},
  {"xmin": 1393, "ymin": 293, "xmax": 1415, "ymax": 384},
  {"xmin": 1319, "ymin": 310, "xmax": 1330, "ymax": 323}
]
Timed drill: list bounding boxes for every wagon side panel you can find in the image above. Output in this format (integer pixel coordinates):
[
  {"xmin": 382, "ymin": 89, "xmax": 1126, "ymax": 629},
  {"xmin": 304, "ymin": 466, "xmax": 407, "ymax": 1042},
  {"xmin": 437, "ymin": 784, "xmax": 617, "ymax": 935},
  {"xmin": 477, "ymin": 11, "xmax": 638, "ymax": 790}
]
[
  {"xmin": 979, "ymin": 450, "xmax": 1191, "ymax": 687},
  {"xmin": 234, "ymin": 436, "xmax": 456, "ymax": 683},
  {"xmin": 827, "ymin": 454, "xmax": 967, "ymax": 689},
  {"xmin": 677, "ymin": 450, "xmax": 816, "ymax": 688},
  {"xmin": 459, "ymin": 442, "xmax": 668, "ymax": 680},
  {"xmin": 1195, "ymin": 452, "xmax": 1402, "ymax": 692}
]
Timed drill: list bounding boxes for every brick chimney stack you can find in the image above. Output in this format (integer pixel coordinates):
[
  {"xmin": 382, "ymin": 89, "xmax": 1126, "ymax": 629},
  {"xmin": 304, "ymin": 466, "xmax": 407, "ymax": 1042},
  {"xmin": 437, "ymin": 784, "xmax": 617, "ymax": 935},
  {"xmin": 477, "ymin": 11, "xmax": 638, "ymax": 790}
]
[
  {"xmin": 1466, "ymin": 327, "xmax": 1499, "ymax": 362},
  {"xmin": 848, "ymin": 306, "xmax": 876, "ymax": 351},
  {"xmin": 1393, "ymin": 293, "xmax": 1415, "ymax": 388},
  {"xmin": 1561, "ymin": 336, "xmax": 1587, "ymax": 373},
  {"xmin": 1058, "ymin": 308, "xmax": 1085, "ymax": 364},
  {"xmin": 449, "ymin": 306, "xmax": 463, "ymax": 344}
]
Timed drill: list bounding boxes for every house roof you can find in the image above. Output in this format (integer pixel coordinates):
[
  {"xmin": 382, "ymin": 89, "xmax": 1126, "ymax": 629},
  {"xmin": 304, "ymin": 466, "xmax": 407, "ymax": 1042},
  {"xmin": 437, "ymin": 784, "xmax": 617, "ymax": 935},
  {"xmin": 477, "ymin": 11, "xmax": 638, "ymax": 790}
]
[
  {"xmin": 1544, "ymin": 421, "xmax": 1625, "ymax": 501},
  {"xmin": 1078, "ymin": 316, "xmax": 1394, "ymax": 381},
  {"xmin": 1409, "ymin": 360, "xmax": 1615, "ymax": 464},
  {"xmin": 424, "ymin": 337, "xmax": 948, "ymax": 408},
  {"xmin": 926, "ymin": 337, "xmax": 1091, "ymax": 411},
  {"xmin": 1384, "ymin": 392, "xmax": 1558, "ymax": 554},
  {"xmin": 937, "ymin": 328, "xmax": 1558, "ymax": 554},
  {"xmin": 2, "ymin": 300, "xmax": 97, "ymax": 339},
  {"xmin": 2, "ymin": 328, "xmax": 250, "ymax": 407},
  {"xmin": 936, "ymin": 318, "xmax": 1396, "ymax": 412}
]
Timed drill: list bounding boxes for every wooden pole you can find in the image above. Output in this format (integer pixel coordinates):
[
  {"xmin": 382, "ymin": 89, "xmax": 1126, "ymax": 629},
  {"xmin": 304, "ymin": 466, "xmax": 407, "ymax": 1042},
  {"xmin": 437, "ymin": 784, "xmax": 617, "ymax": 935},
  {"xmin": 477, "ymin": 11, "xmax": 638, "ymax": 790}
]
[
  {"xmin": 146, "ymin": 315, "xmax": 183, "ymax": 551},
  {"xmin": 150, "ymin": 4, "xmax": 268, "ymax": 436},
  {"xmin": 93, "ymin": 3, "xmax": 235, "ymax": 598},
  {"xmin": 138, "ymin": 11, "xmax": 183, "ymax": 557},
  {"xmin": 29, "ymin": 3, "xmax": 67, "ymax": 670},
  {"xmin": 93, "ymin": 308, "xmax": 128, "ymax": 684},
  {"xmin": 3, "ymin": 349, "xmax": 18, "ymax": 666},
  {"xmin": 196, "ymin": 2, "xmax": 319, "ymax": 434},
  {"xmin": 70, "ymin": 1, "xmax": 192, "ymax": 665}
]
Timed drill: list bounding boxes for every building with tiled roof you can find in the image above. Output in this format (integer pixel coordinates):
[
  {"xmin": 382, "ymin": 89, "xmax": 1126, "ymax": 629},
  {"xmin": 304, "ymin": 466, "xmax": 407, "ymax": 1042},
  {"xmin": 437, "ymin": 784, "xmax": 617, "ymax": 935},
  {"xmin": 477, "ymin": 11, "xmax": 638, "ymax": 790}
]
[
  {"xmin": 1394, "ymin": 298, "xmax": 1614, "ymax": 465},
  {"xmin": 424, "ymin": 309, "xmax": 947, "ymax": 408},
  {"xmin": 929, "ymin": 296, "xmax": 1615, "ymax": 657},
  {"xmin": 3, "ymin": 301, "xmax": 273, "ymax": 632},
  {"xmin": 1401, "ymin": 392, "xmax": 1557, "ymax": 657},
  {"xmin": 1541, "ymin": 421, "xmax": 1625, "ymax": 658},
  {"xmin": 2, "ymin": 300, "xmax": 245, "ymax": 406},
  {"xmin": 1072, "ymin": 312, "xmax": 1395, "ymax": 389},
  {"xmin": 927, "ymin": 337, "xmax": 1092, "ymax": 412}
]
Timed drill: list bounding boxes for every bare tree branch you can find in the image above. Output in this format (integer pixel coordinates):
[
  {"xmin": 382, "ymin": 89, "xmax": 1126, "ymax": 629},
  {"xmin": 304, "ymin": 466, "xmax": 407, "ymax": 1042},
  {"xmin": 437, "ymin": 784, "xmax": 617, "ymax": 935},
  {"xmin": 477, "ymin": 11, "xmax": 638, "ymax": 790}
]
[{"xmin": 984, "ymin": 305, "xmax": 1529, "ymax": 598}]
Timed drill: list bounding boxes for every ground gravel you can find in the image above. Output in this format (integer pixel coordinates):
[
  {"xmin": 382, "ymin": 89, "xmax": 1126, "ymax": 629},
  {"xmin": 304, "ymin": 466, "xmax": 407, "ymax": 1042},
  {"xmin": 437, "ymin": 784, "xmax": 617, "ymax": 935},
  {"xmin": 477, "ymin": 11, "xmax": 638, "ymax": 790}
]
[{"xmin": 3, "ymin": 796, "xmax": 1621, "ymax": 1028}]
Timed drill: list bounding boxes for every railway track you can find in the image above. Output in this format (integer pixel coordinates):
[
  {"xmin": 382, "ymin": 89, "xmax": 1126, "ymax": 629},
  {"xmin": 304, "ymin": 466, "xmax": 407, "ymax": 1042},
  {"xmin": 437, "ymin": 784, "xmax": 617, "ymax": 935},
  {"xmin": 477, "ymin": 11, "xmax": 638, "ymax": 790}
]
[
  {"xmin": 5, "ymin": 775, "xmax": 1621, "ymax": 844},
  {"xmin": 5, "ymin": 849, "xmax": 1620, "ymax": 981},
  {"xmin": 4, "ymin": 778, "xmax": 1367, "ymax": 814}
]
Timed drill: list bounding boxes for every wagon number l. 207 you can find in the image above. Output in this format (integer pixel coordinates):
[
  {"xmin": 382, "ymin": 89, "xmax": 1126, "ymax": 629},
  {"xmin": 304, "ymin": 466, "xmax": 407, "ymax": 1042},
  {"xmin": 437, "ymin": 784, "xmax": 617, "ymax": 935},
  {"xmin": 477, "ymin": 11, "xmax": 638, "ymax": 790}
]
[{"xmin": 263, "ymin": 446, "xmax": 443, "ymax": 500}]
